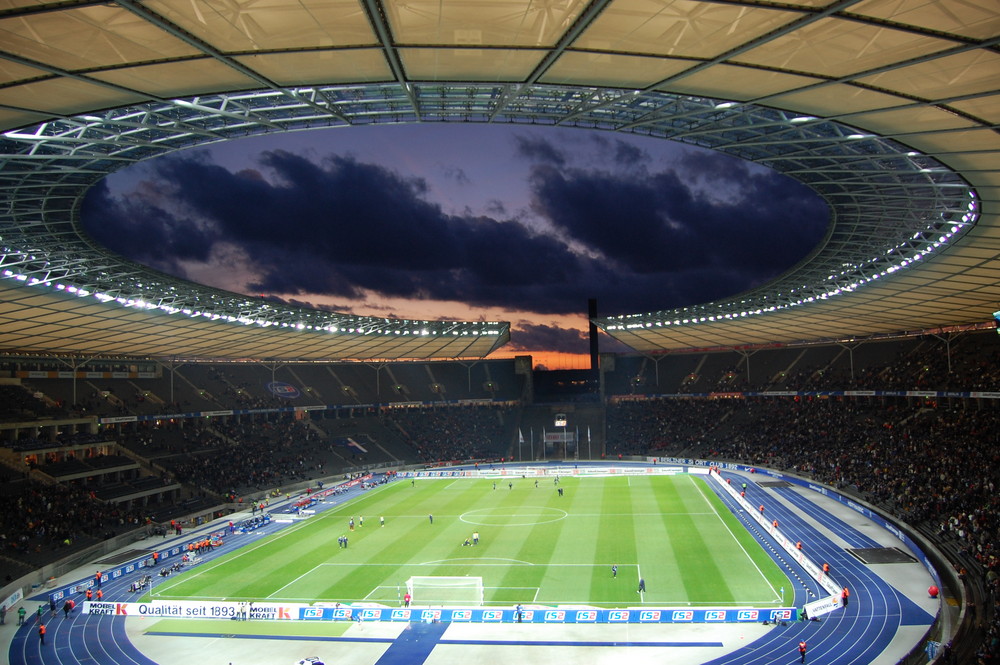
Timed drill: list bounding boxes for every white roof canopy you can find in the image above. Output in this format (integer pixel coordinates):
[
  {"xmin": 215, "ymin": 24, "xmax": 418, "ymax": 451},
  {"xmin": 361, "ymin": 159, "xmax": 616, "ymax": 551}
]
[{"xmin": 0, "ymin": 0, "xmax": 997, "ymax": 358}]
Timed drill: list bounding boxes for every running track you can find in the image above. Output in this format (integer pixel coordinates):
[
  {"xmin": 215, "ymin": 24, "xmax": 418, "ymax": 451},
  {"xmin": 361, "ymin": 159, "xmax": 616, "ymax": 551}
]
[{"xmin": 5, "ymin": 470, "xmax": 936, "ymax": 665}]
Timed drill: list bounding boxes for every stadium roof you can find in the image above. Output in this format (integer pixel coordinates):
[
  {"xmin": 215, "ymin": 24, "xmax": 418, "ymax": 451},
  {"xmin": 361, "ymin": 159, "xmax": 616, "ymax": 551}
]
[{"xmin": 0, "ymin": 0, "xmax": 997, "ymax": 359}]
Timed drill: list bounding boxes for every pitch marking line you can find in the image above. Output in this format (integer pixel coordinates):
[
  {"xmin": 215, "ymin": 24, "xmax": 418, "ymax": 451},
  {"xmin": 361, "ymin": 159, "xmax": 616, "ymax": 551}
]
[
  {"xmin": 459, "ymin": 508, "xmax": 568, "ymax": 526},
  {"xmin": 153, "ymin": 482, "xmax": 396, "ymax": 597},
  {"xmin": 693, "ymin": 478, "xmax": 783, "ymax": 603},
  {"xmin": 266, "ymin": 563, "xmax": 330, "ymax": 599},
  {"xmin": 420, "ymin": 557, "xmax": 535, "ymax": 566},
  {"xmin": 311, "ymin": 561, "xmax": 636, "ymax": 568}
]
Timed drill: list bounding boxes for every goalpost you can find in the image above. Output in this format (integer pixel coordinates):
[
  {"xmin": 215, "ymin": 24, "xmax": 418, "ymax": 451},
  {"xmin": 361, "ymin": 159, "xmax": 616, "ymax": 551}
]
[{"xmin": 405, "ymin": 576, "xmax": 485, "ymax": 606}]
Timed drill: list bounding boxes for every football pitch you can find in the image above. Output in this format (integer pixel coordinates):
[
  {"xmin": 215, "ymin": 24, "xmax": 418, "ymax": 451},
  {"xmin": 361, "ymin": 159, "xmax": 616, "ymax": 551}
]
[{"xmin": 150, "ymin": 474, "xmax": 790, "ymax": 609}]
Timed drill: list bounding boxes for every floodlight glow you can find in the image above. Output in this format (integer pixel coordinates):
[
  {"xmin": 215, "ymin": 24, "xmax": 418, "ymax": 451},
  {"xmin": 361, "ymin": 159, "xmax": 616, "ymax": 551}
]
[{"xmin": 0, "ymin": 86, "xmax": 981, "ymax": 351}]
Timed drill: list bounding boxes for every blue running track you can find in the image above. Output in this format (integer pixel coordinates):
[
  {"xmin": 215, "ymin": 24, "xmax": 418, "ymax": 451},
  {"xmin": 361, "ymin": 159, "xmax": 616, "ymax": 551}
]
[{"xmin": 6, "ymin": 472, "xmax": 936, "ymax": 665}]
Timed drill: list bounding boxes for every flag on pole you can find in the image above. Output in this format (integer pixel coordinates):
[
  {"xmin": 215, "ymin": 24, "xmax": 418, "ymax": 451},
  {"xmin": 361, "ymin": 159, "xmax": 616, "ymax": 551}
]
[{"xmin": 518, "ymin": 428, "xmax": 525, "ymax": 444}]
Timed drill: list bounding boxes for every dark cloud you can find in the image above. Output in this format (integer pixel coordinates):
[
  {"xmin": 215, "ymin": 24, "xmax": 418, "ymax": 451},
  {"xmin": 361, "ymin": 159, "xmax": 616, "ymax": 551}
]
[
  {"xmin": 613, "ymin": 139, "xmax": 647, "ymax": 167},
  {"xmin": 80, "ymin": 134, "xmax": 827, "ymax": 323},
  {"xmin": 525, "ymin": 141, "xmax": 828, "ymax": 313},
  {"xmin": 508, "ymin": 322, "xmax": 587, "ymax": 354},
  {"xmin": 484, "ymin": 199, "xmax": 507, "ymax": 216},
  {"xmin": 441, "ymin": 165, "xmax": 470, "ymax": 186},
  {"xmin": 268, "ymin": 296, "xmax": 352, "ymax": 313},
  {"xmin": 513, "ymin": 135, "xmax": 567, "ymax": 166},
  {"xmin": 677, "ymin": 149, "xmax": 750, "ymax": 185},
  {"xmin": 84, "ymin": 150, "xmax": 598, "ymax": 312},
  {"xmin": 507, "ymin": 321, "xmax": 635, "ymax": 356},
  {"xmin": 79, "ymin": 179, "xmax": 217, "ymax": 278}
]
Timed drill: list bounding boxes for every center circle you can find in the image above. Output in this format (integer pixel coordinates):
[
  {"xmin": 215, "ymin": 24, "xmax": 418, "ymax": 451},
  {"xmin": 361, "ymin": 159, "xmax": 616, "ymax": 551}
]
[{"xmin": 459, "ymin": 506, "xmax": 568, "ymax": 527}]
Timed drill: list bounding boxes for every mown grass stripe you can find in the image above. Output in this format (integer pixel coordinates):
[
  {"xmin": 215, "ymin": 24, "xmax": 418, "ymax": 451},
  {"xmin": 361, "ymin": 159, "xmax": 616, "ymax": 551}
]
[
  {"xmin": 663, "ymin": 476, "xmax": 734, "ymax": 603},
  {"xmin": 692, "ymin": 478, "xmax": 785, "ymax": 603},
  {"xmin": 154, "ymin": 475, "xmax": 790, "ymax": 608},
  {"xmin": 627, "ymin": 476, "xmax": 687, "ymax": 603},
  {"xmin": 593, "ymin": 477, "xmax": 638, "ymax": 604}
]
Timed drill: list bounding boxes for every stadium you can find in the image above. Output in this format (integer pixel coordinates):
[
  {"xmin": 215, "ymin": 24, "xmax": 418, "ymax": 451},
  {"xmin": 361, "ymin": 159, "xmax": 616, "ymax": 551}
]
[{"xmin": 0, "ymin": 1, "xmax": 997, "ymax": 664}]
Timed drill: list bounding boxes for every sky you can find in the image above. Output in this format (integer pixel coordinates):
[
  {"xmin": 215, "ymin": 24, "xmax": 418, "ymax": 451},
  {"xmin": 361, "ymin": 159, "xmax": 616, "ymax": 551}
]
[{"xmin": 79, "ymin": 124, "xmax": 829, "ymax": 369}]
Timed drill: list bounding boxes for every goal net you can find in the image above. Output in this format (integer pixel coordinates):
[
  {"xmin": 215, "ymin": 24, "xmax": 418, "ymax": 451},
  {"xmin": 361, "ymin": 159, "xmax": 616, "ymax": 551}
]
[{"xmin": 405, "ymin": 576, "xmax": 485, "ymax": 606}]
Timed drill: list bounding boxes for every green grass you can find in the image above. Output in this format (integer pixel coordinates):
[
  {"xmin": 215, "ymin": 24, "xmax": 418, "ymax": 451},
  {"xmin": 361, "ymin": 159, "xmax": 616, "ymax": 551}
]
[
  {"xmin": 144, "ymin": 618, "xmax": 355, "ymax": 637},
  {"xmin": 150, "ymin": 474, "xmax": 790, "ymax": 608}
]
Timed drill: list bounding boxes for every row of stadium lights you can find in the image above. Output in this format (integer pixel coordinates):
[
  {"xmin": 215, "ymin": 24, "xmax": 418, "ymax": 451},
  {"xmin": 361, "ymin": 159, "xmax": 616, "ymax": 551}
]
[
  {"xmin": 0, "ymin": 201, "xmax": 977, "ymax": 338},
  {"xmin": 608, "ymin": 194, "xmax": 978, "ymax": 331},
  {"xmin": 1, "ymin": 165, "xmax": 976, "ymax": 338},
  {"xmin": 1, "ymin": 93, "xmax": 967, "ymax": 344},
  {"xmin": 0, "ymin": 270, "xmax": 500, "ymax": 337}
]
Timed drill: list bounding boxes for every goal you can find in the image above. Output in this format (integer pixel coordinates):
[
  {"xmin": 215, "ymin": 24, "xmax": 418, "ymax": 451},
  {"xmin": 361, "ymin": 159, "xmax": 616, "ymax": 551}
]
[{"xmin": 405, "ymin": 576, "xmax": 485, "ymax": 606}]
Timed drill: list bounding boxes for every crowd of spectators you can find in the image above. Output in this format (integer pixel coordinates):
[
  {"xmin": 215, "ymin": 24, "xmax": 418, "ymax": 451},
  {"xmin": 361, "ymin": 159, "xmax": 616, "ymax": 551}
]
[
  {"xmin": 0, "ymin": 384, "xmax": 66, "ymax": 421},
  {"xmin": 2, "ymin": 332, "xmax": 999, "ymax": 656},
  {"xmin": 624, "ymin": 331, "xmax": 1000, "ymax": 395},
  {"xmin": 606, "ymin": 398, "xmax": 734, "ymax": 455},
  {"xmin": 163, "ymin": 417, "xmax": 329, "ymax": 497},
  {"xmin": 840, "ymin": 335, "xmax": 1000, "ymax": 392},
  {"xmin": 606, "ymin": 333, "xmax": 1000, "ymax": 660},
  {"xmin": 6, "ymin": 431, "xmax": 110, "ymax": 452},
  {"xmin": 0, "ymin": 477, "xmax": 148, "ymax": 566},
  {"xmin": 121, "ymin": 421, "xmax": 228, "ymax": 459},
  {"xmin": 110, "ymin": 406, "xmax": 512, "ymax": 502},
  {"xmin": 206, "ymin": 367, "xmax": 294, "ymax": 411},
  {"xmin": 386, "ymin": 405, "xmax": 511, "ymax": 462},
  {"xmin": 608, "ymin": 394, "xmax": 999, "ymax": 661}
]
